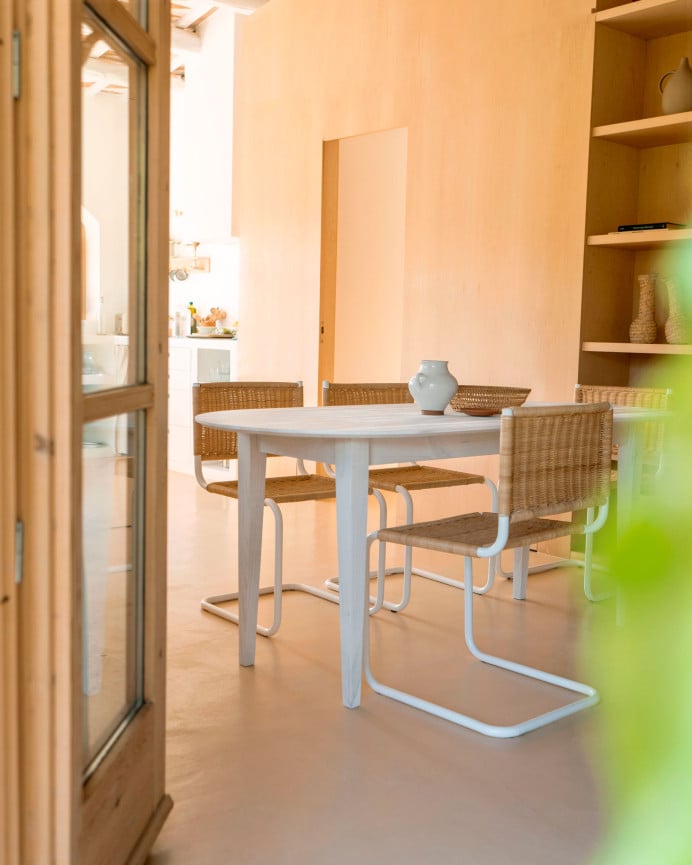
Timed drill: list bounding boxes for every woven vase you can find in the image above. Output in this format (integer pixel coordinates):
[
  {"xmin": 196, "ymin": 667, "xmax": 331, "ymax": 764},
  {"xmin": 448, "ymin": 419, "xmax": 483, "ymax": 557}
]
[
  {"xmin": 664, "ymin": 277, "xmax": 691, "ymax": 344},
  {"xmin": 629, "ymin": 273, "xmax": 658, "ymax": 344}
]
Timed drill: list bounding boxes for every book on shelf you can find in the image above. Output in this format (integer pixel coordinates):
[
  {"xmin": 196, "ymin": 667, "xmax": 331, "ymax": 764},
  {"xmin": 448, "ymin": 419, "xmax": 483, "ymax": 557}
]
[{"xmin": 615, "ymin": 222, "xmax": 687, "ymax": 232}]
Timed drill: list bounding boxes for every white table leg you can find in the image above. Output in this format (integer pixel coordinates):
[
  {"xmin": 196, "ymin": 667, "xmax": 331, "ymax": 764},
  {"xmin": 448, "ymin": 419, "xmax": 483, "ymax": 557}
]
[
  {"xmin": 615, "ymin": 421, "xmax": 643, "ymax": 532},
  {"xmin": 335, "ymin": 439, "xmax": 370, "ymax": 708},
  {"xmin": 237, "ymin": 432, "xmax": 267, "ymax": 666},
  {"xmin": 614, "ymin": 422, "xmax": 644, "ymax": 626}
]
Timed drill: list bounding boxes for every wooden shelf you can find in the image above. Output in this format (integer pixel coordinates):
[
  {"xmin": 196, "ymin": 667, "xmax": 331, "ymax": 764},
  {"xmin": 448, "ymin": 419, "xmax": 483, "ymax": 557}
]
[
  {"xmin": 583, "ymin": 341, "xmax": 692, "ymax": 355},
  {"xmin": 593, "ymin": 112, "xmax": 692, "ymax": 147},
  {"xmin": 587, "ymin": 228, "xmax": 692, "ymax": 249},
  {"xmin": 596, "ymin": 0, "xmax": 692, "ymax": 39}
]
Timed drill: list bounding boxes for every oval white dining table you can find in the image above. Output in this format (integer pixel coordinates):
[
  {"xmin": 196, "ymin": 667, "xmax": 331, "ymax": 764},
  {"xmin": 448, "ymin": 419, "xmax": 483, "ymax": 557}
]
[{"xmin": 195, "ymin": 402, "xmax": 658, "ymax": 709}]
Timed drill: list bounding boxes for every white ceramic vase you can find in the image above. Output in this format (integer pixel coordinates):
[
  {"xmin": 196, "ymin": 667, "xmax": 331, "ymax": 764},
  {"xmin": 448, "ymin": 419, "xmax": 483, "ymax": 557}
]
[{"xmin": 408, "ymin": 360, "xmax": 458, "ymax": 415}]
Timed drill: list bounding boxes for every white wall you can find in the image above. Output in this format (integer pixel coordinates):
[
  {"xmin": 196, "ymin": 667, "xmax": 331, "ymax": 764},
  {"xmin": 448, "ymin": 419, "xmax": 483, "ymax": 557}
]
[
  {"xmin": 82, "ymin": 90, "xmax": 129, "ymax": 334},
  {"xmin": 169, "ymin": 8, "xmax": 240, "ymax": 330},
  {"xmin": 81, "ymin": 9, "xmax": 240, "ymax": 337},
  {"xmin": 170, "ymin": 10, "xmax": 235, "ymax": 243}
]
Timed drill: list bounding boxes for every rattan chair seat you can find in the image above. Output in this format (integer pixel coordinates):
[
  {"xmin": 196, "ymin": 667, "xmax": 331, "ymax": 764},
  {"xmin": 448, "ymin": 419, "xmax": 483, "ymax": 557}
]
[
  {"xmin": 366, "ymin": 464, "xmax": 484, "ymax": 492},
  {"xmin": 379, "ymin": 511, "xmax": 586, "ymax": 557},
  {"xmin": 206, "ymin": 473, "xmax": 336, "ymax": 504}
]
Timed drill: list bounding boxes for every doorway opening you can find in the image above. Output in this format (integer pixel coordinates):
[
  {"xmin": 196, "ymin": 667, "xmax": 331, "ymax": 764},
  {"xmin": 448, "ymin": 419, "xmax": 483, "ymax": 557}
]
[{"xmin": 318, "ymin": 127, "xmax": 409, "ymax": 390}]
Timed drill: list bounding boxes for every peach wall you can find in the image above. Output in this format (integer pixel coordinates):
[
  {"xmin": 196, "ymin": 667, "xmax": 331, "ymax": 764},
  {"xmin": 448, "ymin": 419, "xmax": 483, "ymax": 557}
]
[{"xmin": 232, "ymin": 0, "xmax": 595, "ymax": 408}]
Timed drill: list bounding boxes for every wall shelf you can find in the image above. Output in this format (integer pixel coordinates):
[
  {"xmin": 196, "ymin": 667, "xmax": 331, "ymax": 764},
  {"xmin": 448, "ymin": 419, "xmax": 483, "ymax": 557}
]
[
  {"xmin": 596, "ymin": 0, "xmax": 692, "ymax": 39},
  {"xmin": 583, "ymin": 341, "xmax": 692, "ymax": 355},
  {"xmin": 587, "ymin": 229, "xmax": 692, "ymax": 249},
  {"xmin": 592, "ymin": 112, "xmax": 692, "ymax": 147}
]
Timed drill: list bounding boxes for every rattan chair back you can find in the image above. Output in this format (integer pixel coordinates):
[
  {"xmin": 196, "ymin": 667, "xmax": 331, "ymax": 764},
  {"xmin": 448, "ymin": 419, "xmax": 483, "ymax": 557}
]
[
  {"xmin": 193, "ymin": 381, "xmax": 303, "ymax": 462},
  {"xmin": 322, "ymin": 381, "xmax": 413, "ymax": 406},
  {"xmin": 575, "ymin": 383, "xmax": 670, "ymax": 463},
  {"xmin": 498, "ymin": 403, "xmax": 613, "ymax": 521}
]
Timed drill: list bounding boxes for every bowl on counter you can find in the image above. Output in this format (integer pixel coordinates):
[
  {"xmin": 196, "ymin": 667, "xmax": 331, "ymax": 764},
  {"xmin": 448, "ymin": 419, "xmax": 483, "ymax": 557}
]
[{"xmin": 196, "ymin": 325, "xmax": 215, "ymax": 335}]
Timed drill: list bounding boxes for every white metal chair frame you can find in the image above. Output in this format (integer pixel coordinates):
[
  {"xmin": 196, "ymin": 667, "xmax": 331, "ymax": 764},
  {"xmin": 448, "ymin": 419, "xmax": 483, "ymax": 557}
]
[
  {"xmin": 364, "ymin": 403, "xmax": 613, "ymax": 737},
  {"xmin": 193, "ymin": 380, "xmax": 341, "ymax": 636},
  {"xmin": 320, "ymin": 381, "xmax": 498, "ymax": 610}
]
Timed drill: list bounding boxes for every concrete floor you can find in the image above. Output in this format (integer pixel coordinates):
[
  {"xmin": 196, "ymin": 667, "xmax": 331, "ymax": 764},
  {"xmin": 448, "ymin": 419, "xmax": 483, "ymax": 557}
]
[{"xmin": 148, "ymin": 470, "xmax": 613, "ymax": 865}]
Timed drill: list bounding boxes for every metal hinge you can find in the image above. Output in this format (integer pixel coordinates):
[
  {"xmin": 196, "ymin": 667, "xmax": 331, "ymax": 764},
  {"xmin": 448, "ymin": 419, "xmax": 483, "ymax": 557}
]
[
  {"xmin": 11, "ymin": 31, "xmax": 20, "ymax": 99},
  {"xmin": 15, "ymin": 520, "xmax": 24, "ymax": 584}
]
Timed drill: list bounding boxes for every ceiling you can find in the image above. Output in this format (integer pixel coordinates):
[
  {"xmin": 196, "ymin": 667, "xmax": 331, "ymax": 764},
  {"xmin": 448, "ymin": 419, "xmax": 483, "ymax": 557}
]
[{"xmin": 81, "ymin": 1, "xmax": 269, "ymax": 95}]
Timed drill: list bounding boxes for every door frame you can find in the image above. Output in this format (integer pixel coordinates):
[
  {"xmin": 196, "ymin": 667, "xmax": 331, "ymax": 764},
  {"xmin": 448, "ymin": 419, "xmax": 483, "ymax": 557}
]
[
  {"xmin": 1, "ymin": 1, "xmax": 19, "ymax": 863},
  {"xmin": 9, "ymin": 1, "xmax": 172, "ymax": 863}
]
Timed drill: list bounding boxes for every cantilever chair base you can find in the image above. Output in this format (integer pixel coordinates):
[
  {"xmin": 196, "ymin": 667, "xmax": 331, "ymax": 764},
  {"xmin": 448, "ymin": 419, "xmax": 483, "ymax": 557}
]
[
  {"xmin": 365, "ymin": 555, "xmax": 599, "ymax": 738},
  {"xmin": 202, "ymin": 583, "xmax": 340, "ymax": 636},
  {"xmin": 199, "ymin": 493, "xmax": 341, "ymax": 636}
]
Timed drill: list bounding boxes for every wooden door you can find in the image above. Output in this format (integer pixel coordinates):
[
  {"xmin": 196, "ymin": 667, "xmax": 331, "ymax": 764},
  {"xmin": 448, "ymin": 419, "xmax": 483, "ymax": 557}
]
[{"xmin": 7, "ymin": 1, "xmax": 172, "ymax": 863}]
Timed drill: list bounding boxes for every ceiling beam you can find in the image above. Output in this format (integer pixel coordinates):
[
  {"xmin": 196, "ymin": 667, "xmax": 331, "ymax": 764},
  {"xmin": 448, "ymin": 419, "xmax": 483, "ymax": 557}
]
[
  {"xmin": 171, "ymin": 26, "xmax": 202, "ymax": 53},
  {"xmin": 174, "ymin": 1, "xmax": 218, "ymax": 29},
  {"xmin": 212, "ymin": 0, "xmax": 269, "ymax": 11},
  {"xmin": 83, "ymin": 57, "xmax": 129, "ymax": 83}
]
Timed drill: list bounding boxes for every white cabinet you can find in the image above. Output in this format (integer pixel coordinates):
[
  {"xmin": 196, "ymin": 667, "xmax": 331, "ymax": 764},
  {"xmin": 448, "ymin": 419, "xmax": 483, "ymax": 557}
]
[{"xmin": 167, "ymin": 337, "xmax": 238, "ymax": 474}]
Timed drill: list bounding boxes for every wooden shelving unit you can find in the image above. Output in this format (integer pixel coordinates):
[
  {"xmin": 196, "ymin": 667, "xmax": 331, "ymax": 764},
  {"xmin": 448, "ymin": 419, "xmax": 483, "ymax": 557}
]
[{"xmin": 578, "ymin": 0, "xmax": 692, "ymax": 386}]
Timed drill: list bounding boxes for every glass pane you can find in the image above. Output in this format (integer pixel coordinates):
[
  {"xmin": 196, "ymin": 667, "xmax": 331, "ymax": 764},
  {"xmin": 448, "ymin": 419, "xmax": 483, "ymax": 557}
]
[
  {"xmin": 82, "ymin": 411, "xmax": 143, "ymax": 769},
  {"xmin": 81, "ymin": 10, "xmax": 146, "ymax": 393}
]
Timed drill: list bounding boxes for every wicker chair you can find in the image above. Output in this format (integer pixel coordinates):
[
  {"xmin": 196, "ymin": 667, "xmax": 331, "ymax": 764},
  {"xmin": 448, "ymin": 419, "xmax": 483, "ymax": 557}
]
[
  {"xmin": 193, "ymin": 381, "xmax": 340, "ymax": 636},
  {"xmin": 364, "ymin": 402, "xmax": 613, "ymax": 737},
  {"xmin": 321, "ymin": 381, "xmax": 498, "ymax": 610},
  {"xmin": 575, "ymin": 383, "xmax": 671, "ymax": 477},
  {"xmin": 498, "ymin": 383, "xmax": 672, "ymax": 601}
]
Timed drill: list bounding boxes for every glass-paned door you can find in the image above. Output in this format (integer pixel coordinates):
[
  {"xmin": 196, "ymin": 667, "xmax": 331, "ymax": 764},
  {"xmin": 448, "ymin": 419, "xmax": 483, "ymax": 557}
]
[
  {"xmin": 80, "ymin": 4, "xmax": 147, "ymax": 777},
  {"xmin": 10, "ymin": 1, "xmax": 171, "ymax": 863}
]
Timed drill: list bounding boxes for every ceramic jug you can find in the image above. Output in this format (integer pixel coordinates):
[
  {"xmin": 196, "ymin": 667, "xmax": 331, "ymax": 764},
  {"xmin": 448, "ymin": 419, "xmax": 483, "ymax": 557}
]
[
  {"xmin": 658, "ymin": 57, "xmax": 692, "ymax": 115},
  {"xmin": 408, "ymin": 360, "xmax": 458, "ymax": 415}
]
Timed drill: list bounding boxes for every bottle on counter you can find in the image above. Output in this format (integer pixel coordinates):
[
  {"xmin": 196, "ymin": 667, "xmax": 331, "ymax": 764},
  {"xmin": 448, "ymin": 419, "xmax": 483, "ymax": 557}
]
[
  {"xmin": 174, "ymin": 305, "xmax": 190, "ymax": 337},
  {"xmin": 188, "ymin": 301, "xmax": 197, "ymax": 333}
]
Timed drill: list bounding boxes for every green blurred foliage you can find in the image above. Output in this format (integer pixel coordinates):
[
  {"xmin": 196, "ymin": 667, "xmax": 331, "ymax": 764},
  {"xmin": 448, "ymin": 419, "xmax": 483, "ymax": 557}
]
[{"xmin": 587, "ymin": 360, "xmax": 692, "ymax": 865}]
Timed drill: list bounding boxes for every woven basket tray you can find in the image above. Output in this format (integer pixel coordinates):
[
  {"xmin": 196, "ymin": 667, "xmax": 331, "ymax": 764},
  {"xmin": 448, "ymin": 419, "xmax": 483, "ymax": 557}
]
[{"xmin": 450, "ymin": 385, "xmax": 531, "ymax": 416}]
